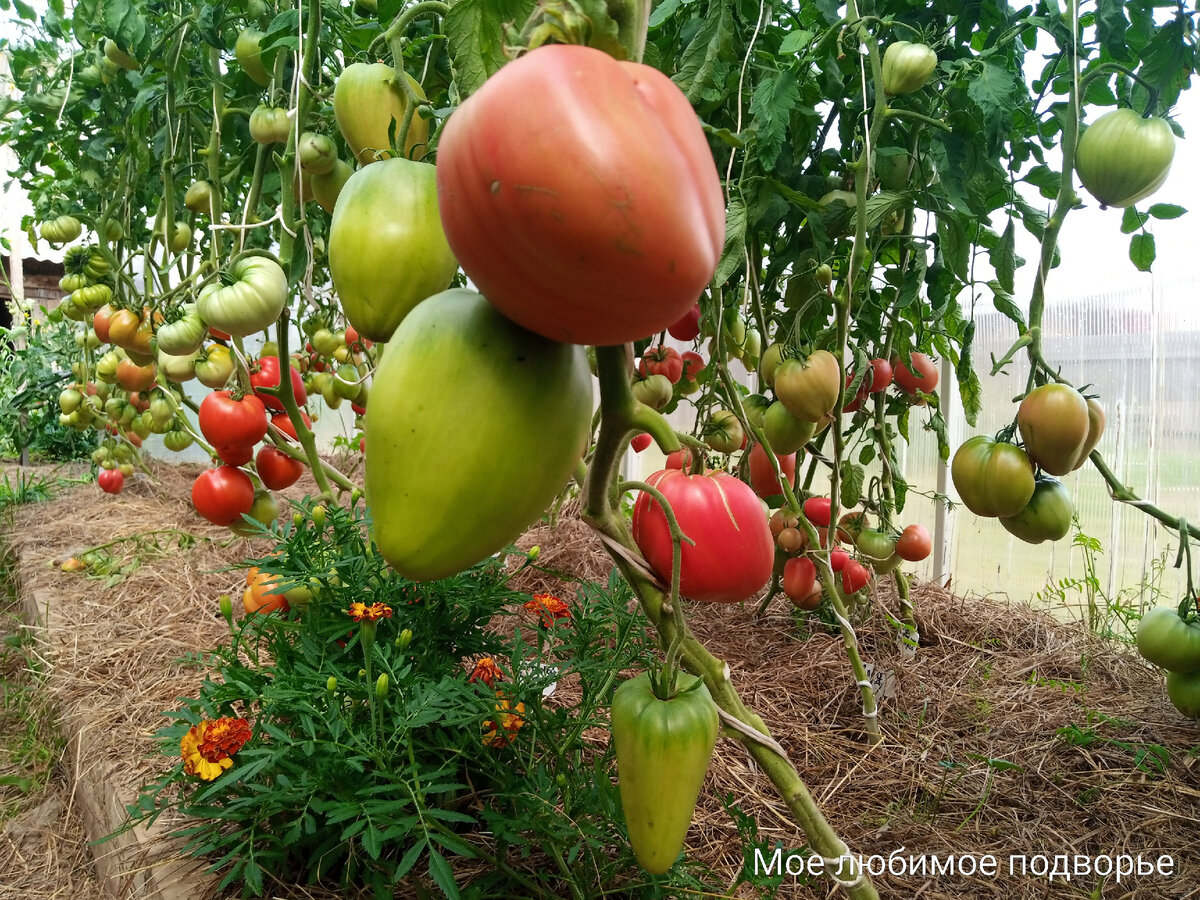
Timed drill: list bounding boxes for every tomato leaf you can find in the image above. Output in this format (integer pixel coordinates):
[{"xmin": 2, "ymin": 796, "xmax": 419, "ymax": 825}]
[
  {"xmin": 927, "ymin": 410, "xmax": 950, "ymax": 462},
  {"xmin": 1148, "ymin": 203, "xmax": 1186, "ymax": 220},
  {"xmin": 711, "ymin": 197, "xmax": 747, "ymax": 288},
  {"xmin": 648, "ymin": 0, "xmax": 681, "ymax": 29},
  {"xmin": 673, "ymin": 0, "xmax": 735, "ymax": 105},
  {"xmin": 102, "ymin": 0, "xmax": 147, "ymax": 54},
  {"xmin": 992, "ymin": 219, "xmax": 1017, "ymax": 294},
  {"xmin": 1120, "ymin": 206, "xmax": 1150, "ymax": 234},
  {"xmin": 444, "ymin": 0, "xmax": 535, "ymax": 98},
  {"xmin": 1128, "ymin": 232, "xmax": 1156, "ymax": 272},
  {"xmin": 956, "ymin": 322, "xmax": 983, "ymax": 428},
  {"xmin": 749, "ymin": 69, "xmax": 800, "ymax": 172},
  {"xmin": 1095, "ymin": 0, "xmax": 1131, "ymax": 61},
  {"xmin": 840, "ymin": 461, "xmax": 864, "ymax": 508},
  {"xmin": 778, "ymin": 29, "xmax": 815, "ymax": 55},
  {"xmin": 988, "ymin": 281, "xmax": 1026, "ymax": 330},
  {"xmin": 259, "ymin": 9, "xmax": 300, "ymax": 53}
]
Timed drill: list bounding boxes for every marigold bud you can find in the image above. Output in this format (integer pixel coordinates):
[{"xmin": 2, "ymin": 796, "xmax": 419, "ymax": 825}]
[{"xmin": 375, "ymin": 672, "xmax": 389, "ymax": 699}]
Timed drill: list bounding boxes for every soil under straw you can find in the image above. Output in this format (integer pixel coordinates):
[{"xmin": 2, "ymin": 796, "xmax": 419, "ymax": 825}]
[{"xmin": 3, "ymin": 461, "xmax": 1199, "ymax": 899}]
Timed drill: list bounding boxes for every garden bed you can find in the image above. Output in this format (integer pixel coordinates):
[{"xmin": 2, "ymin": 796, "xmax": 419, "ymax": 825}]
[{"xmin": 4, "ymin": 461, "xmax": 1199, "ymax": 899}]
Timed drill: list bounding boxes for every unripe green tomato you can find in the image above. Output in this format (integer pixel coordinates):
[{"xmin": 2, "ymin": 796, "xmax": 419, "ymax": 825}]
[
  {"xmin": 167, "ymin": 221, "xmax": 192, "ymax": 253},
  {"xmin": 184, "ymin": 180, "xmax": 216, "ymax": 215},
  {"xmin": 298, "ymin": 132, "xmax": 338, "ymax": 175},
  {"xmin": 229, "ymin": 489, "xmax": 280, "ymax": 536},
  {"xmin": 118, "ymin": 462, "xmax": 135, "ymax": 477},
  {"xmin": 249, "ymin": 105, "xmax": 291, "ymax": 144},
  {"xmin": 744, "ymin": 394, "xmax": 771, "ymax": 430},
  {"xmin": 882, "ymin": 41, "xmax": 938, "ymax": 96},
  {"xmin": 333, "ymin": 363, "xmax": 361, "ymax": 400},
  {"xmin": 1166, "ymin": 669, "xmax": 1200, "ymax": 718},
  {"xmin": 705, "ymin": 408, "xmax": 744, "ymax": 453},
  {"xmin": 1075, "ymin": 108, "xmax": 1176, "ymax": 209},
  {"xmin": 59, "ymin": 388, "xmax": 83, "ymax": 414},
  {"xmin": 311, "ymin": 158, "xmax": 354, "ymax": 215},
  {"xmin": 235, "ymin": 28, "xmax": 272, "ymax": 87},
  {"xmin": 103, "ymin": 38, "xmax": 140, "ymax": 71},
  {"xmin": 759, "ymin": 343, "xmax": 785, "ymax": 389},
  {"xmin": 311, "ymin": 328, "xmax": 341, "ymax": 357},
  {"xmin": 611, "ymin": 672, "xmax": 718, "ymax": 875},
  {"xmin": 632, "ymin": 373, "xmax": 673, "ymax": 409}
]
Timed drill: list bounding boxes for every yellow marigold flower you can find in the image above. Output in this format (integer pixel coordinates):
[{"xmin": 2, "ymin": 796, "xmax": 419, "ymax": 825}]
[
  {"xmin": 482, "ymin": 693, "xmax": 526, "ymax": 748},
  {"xmin": 346, "ymin": 601, "xmax": 393, "ymax": 622},
  {"xmin": 180, "ymin": 717, "xmax": 251, "ymax": 781},
  {"xmin": 468, "ymin": 657, "xmax": 505, "ymax": 688},
  {"xmin": 524, "ymin": 593, "xmax": 572, "ymax": 628}
]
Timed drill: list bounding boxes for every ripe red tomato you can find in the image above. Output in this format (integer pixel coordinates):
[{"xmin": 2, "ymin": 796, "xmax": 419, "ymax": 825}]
[
  {"xmin": 256, "ymin": 446, "xmax": 304, "ymax": 490},
  {"xmin": 98, "ymin": 468, "xmax": 124, "ymax": 494},
  {"xmin": 638, "ymin": 346, "xmax": 684, "ymax": 384},
  {"xmin": 782, "ymin": 557, "xmax": 818, "ymax": 607},
  {"xmin": 830, "ymin": 547, "xmax": 850, "ymax": 572},
  {"xmin": 895, "ymin": 523, "xmax": 932, "ymax": 561},
  {"xmin": 632, "ymin": 468, "xmax": 774, "ymax": 603},
  {"xmin": 803, "ymin": 496, "xmax": 832, "ymax": 527},
  {"xmin": 435, "ymin": 44, "xmax": 725, "ymax": 346},
  {"xmin": 199, "ymin": 391, "xmax": 269, "ymax": 448},
  {"xmin": 841, "ymin": 560, "xmax": 871, "ymax": 593},
  {"xmin": 271, "ymin": 410, "xmax": 313, "ymax": 441},
  {"xmin": 892, "ymin": 352, "xmax": 939, "ymax": 397},
  {"xmin": 665, "ymin": 448, "xmax": 694, "ymax": 470},
  {"xmin": 867, "ymin": 358, "xmax": 893, "ymax": 393},
  {"xmin": 630, "ymin": 433, "xmax": 653, "ymax": 453},
  {"xmin": 191, "ymin": 466, "xmax": 255, "ymax": 526},
  {"xmin": 747, "ymin": 443, "xmax": 795, "ymax": 499},
  {"xmin": 680, "ymin": 351, "xmax": 705, "ymax": 382},
  {"xmin": 668, "ymin": 304, "xmax": 702, "ymax": 342},
  {"xmin": 216, "ymin": 443, "xmax": 254, "ymax": 466},
  {"xmin": 250, "ymin": 356, "xmax": 308, "ymax": 411}
]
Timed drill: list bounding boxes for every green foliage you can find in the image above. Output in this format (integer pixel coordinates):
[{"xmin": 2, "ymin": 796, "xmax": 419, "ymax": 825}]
[
  {"xmin": 120, "ymin": 501, "xmax": 713, "ymax": 898},
  {"xmin": 0, "ymin": 317, "xmax": 96, "ymax": 462}
]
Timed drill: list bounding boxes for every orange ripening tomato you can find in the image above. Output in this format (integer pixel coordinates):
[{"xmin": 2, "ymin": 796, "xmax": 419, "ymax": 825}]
[{"xmin": 243, "ymin": 567, "xmax": 290, "ymax": 616}]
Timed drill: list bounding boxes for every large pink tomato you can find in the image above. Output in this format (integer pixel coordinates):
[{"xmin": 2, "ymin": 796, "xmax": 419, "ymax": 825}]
[
  {"xmin": 632, "ymin": 468, "xmax": 773, "ymax": 604},
  {"xmin": 435, "ymin": 44, "xmax": 725, "ymax": 346}
]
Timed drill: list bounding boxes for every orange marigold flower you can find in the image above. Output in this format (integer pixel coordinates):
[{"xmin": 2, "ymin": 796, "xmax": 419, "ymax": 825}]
[
  {"xmin": 482, "ymin": 693, "xmax": 526, "ymax": 748},
  {"xmin": 346, "ymin": 601, "xmax": 393, "ymax": 623},
  {"xmin": 180, "ymin": 717, "xmax": 251, "ymax": 781},
  {"xmin": 468, "ymin": 657, "xmax": 505, "ymax": 688},
  {"xmin": 524, "ymin": 593, "xmax": 572, "ymax": 628}
]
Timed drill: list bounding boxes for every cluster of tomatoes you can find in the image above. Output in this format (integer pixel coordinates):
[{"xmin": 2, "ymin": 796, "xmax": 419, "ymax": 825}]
[{"xmin": 952, "ymin": 383, "xmax": 1104, "ymax": 544}]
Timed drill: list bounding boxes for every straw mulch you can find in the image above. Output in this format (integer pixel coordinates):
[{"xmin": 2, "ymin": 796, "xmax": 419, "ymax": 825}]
[{"xmin": 4, "ymin": 462, "xmax": 1199, "ymax": 900}]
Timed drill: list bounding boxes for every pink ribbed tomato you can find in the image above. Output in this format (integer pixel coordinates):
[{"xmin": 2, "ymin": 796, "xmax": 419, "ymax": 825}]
[
  {"xmin": 632, "ymin": 468, "xmax": 773, "ymax": 604},
  {"xmin": 435, "ymin": 44, "xmax": 725, "ymax": 346}
]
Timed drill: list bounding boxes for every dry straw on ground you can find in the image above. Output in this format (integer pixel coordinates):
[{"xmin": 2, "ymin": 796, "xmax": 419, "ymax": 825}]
[{"xmin": 3, "ymin": 462, "xmax": 1199, "ymax": 899}]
